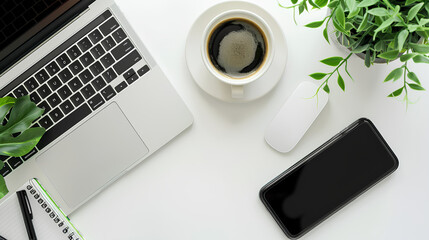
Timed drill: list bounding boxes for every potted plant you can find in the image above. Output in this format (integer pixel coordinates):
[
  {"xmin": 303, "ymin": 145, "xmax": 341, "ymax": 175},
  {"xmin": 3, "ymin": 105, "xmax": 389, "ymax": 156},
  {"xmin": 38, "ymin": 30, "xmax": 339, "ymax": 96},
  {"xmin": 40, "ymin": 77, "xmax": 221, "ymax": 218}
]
[
  {"xmin": 0, "ymin": 96, "xmax": 45, "ymax": 199},
  {"xmin": 282, "ymin": 0, "xmax": 428, "ymax": 103}
]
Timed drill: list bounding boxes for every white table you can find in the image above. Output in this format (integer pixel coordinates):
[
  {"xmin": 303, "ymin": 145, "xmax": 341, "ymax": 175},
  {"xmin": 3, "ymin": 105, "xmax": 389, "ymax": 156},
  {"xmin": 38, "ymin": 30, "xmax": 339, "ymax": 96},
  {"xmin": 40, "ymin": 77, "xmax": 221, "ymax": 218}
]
[{"xmin": 71, "ymin": 0, "xmax": 429, "ymax": 239}]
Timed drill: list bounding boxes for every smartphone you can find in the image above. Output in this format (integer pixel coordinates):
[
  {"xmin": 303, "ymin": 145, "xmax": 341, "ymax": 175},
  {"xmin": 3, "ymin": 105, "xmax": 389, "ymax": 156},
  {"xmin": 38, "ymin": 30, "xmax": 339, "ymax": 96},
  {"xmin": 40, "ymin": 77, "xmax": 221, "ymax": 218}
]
[{"xmin": 260, "ymin": 118, "xmax": 399, "ymax": 239}]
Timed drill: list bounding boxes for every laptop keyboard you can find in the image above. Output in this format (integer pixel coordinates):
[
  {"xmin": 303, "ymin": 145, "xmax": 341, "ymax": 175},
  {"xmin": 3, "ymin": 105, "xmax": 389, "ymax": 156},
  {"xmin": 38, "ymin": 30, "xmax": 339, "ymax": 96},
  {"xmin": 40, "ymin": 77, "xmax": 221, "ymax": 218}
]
[{"xmin": 0, "ymin": 10, "xmax": 150, "ymax": 177}]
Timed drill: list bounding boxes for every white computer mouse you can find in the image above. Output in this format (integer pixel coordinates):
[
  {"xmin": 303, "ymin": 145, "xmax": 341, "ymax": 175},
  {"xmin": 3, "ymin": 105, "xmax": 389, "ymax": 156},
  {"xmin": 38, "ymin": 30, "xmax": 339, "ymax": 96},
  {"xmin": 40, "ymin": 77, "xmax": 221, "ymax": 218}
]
[{"xmin": 265, "ymin": 81, "xmax": 328, "ymax": 153}]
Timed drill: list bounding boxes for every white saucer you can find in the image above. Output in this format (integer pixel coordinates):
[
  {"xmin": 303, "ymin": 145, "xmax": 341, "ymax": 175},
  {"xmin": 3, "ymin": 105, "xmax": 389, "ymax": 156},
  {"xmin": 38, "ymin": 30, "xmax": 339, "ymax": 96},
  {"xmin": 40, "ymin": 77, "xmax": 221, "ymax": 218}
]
[{"xmin": 185, "ymin": 1, "xmax": 288, "ymax": 103}]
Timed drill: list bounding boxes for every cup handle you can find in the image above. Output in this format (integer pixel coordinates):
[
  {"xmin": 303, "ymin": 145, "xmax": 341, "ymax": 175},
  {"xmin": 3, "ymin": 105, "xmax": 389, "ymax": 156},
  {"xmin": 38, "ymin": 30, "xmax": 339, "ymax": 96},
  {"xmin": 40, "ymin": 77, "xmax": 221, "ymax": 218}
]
[{"xmin": 231, "ymin": 85, "xmax": 244, "ymax": 99}]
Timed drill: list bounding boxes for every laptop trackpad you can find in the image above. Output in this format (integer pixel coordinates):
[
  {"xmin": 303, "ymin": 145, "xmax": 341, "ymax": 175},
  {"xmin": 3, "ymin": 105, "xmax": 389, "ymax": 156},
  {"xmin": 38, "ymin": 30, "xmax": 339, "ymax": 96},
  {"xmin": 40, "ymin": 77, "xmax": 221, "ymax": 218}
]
[{"xmin": 36, "ymin": 102, "xmax": 149, "ymax": 208}]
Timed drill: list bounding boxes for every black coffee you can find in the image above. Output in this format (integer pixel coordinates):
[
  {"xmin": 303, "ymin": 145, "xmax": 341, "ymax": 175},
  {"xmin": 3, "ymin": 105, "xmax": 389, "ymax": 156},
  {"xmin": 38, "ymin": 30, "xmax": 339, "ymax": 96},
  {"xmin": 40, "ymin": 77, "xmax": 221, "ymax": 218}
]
[{"xmin": 207, "ymin": 18, "xmax": 266, "ymax": 79}]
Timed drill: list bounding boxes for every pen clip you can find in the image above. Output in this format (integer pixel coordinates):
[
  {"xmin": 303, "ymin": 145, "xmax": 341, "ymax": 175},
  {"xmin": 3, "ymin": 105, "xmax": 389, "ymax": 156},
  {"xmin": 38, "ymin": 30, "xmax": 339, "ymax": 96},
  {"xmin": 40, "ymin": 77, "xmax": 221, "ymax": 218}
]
[{"xmin": 23, "ymin": 191, "xmax": 33, "ymax": 220}]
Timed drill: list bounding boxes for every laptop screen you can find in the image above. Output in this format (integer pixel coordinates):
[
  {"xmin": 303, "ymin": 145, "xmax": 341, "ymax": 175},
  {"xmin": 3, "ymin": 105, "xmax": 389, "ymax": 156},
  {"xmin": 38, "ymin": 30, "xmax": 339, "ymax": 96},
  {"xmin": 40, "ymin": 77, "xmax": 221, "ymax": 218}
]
[{"xmin": 0, "ymin": 0, "xmax": 81, "ymax": 66}]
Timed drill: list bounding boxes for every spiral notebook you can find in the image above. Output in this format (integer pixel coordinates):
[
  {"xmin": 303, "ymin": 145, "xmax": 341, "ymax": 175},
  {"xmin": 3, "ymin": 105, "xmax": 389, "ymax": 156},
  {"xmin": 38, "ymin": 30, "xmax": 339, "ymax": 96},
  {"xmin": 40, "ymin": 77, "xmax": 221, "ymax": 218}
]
[{"xmin": 0, "ymin": 179, "xmax": 84, "ymax": 240}]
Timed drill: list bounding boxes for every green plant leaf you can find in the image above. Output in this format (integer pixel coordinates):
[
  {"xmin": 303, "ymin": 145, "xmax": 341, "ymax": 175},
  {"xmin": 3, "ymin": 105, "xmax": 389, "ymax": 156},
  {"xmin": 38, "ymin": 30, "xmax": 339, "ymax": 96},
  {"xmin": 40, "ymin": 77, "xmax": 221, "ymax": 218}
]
[
  {"xmin": 323, "ymin": 84, "xmax": 330, "ymax": 93},
  {"xmin": 378, "ymin": 50, "xmax": 399, "ymax": 60},
  {"xmin": 315, "ymin": 0, "xmax": 328, "ymax": 8},
  {"xmin": 332, "ymin": 18, "xmax": 348, "ymax": 34},
  {"xmin": 305, "ymin": 20, "xmax": 325, "ymax": 28},
  {"xmin": 0, "ymin": 97, "xmax": 16, "ymax": 121},
  {"xmin": 345, "ymin": 0, "xmax": 357, "ymax": 14},
  {"xmin": 420, "ymin": 18, "xmax": 429, "ymax": 25},
  {"xmin": 375, "ymin": 17, "xmax": 395, "ymax": 33},
  {"xmin": 408, "ymin": 2, "xmax": 424, "ymax": 21},
  {"xmin": 408, "ymin": 24, "xmax": 419, "ymax": 32},
  {"xmin": 357, "ymin": 0, "xmax": 379, "ymax": 8},
  {"xmin": 384, "ymin": 68, "xmax": 403, "ymax": 82},
  {"xmin": 299, "ymin": 3, "xmax": 305, "ymax": 14},
  {"xmin": 357, "ymin": 12, "xmax": 369, "ymax": 32},
  {"xmin": 308, "ymin": 0, "xmax": 320, "ymax": 8},
  {"xmin": 410, "ymin": 43, "xmax": 429, "ymax": 54},
  {"xmin": 405, "ymin": 0, "xmax": 418, "ymax": 6},
  {"xmin": 328, "ymin": 1, "xmax": 339, "ymax": 8},
  {"xmin": 310, "ymin": 72, "xmax": 328, "ymax": 80},
  {"xmin": 368, "ymin": 8, "xmax": 389, "ymax": 17},
  {"xmin": 397, "ymin": 29, "xmax": 409, "ymax": 51},
  {"xmin": 0, "ymin": 176, "xmax": 8, "ymax": 200},
  {"xmin": 336, "ymin": 5, "xmax": 346, "ymax": 28},
  {"xmin": 351, "ymin": 44, "xmax": 370, "ymax": 53},
  {"xmin": 407, "ymin": 72, "xmax": 421, "ymax": 84},
  {"xmin": 0, "ymin": 96, "xmax": 45, "ymax": 157},
  {"xmin": 365, "ymin": 50, "xmax": 371, "ymax": 67},
  {"xmin": 320, "ymin": 56, "xmax": 343, "ymax": 66},
  {"xmin": 413, "ymin": 54, "xmax": 429, "ymax": 63},
  {"xmin": 400, "ymin": 53, "xmax": 418, "ymax": 62},
  {"xmin": 323, "ymin": 27, "xmax": 330, "ymax": 43},
  {"xmin": 291, "ymin": 0, "xmax": 299, "ymax": 4},
  {"xmin": 408, "ymin": 83, "xmax": 425, "ymax": 90},
  {"xmin": 337, "ymin": 74, "xmax": 345, "ymax": 91},
  {"xmin": 388, "ymin": 88, "xmax": 403, "ymax": 97}
]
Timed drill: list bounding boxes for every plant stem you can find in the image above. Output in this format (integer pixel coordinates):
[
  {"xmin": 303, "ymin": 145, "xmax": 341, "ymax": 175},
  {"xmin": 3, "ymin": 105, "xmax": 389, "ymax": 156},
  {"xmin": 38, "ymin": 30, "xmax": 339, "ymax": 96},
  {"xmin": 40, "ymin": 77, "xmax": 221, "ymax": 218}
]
[
  {"xmin": 403, "ymin": 61, "xmax": 409, "ymax": 108},
  {"xmin": 315, "ymin": 52, "xmax": 354, "ymax": 96}
]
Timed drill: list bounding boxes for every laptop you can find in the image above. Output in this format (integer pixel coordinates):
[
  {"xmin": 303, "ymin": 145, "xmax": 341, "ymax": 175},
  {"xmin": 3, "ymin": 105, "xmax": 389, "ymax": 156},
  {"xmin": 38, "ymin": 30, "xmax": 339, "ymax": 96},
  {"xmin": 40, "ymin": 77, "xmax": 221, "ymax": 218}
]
[{"xmin": 0, "ymin": 0, "xmax": 193, "ymax": 214}]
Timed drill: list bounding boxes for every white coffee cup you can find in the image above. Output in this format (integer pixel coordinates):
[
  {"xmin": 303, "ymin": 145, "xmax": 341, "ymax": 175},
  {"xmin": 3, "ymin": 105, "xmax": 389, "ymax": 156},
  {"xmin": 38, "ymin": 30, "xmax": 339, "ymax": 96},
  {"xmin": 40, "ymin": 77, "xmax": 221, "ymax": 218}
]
[{"xmin": 201, "ymin": 10, "xmax": 275, "ymax": 99}]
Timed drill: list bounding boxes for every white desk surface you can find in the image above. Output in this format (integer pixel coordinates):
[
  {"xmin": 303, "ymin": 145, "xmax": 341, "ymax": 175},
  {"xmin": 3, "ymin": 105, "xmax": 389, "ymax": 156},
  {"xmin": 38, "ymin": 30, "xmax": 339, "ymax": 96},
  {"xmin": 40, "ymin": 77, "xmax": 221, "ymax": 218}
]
[{"xmin": 71, "ymin": 0, "xmax": 429, "ymax": 239}]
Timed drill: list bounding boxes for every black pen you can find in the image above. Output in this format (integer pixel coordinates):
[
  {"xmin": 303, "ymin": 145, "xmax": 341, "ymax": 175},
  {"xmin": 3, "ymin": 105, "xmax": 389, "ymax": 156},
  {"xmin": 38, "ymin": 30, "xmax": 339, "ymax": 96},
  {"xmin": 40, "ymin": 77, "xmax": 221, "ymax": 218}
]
[
  {"xmin": 17, "ymin": 190, "xmax": 37, "ymax": 240},
  {"xmin": 0, "ymin": 234, "xmax": 7, "ymax": 240}
]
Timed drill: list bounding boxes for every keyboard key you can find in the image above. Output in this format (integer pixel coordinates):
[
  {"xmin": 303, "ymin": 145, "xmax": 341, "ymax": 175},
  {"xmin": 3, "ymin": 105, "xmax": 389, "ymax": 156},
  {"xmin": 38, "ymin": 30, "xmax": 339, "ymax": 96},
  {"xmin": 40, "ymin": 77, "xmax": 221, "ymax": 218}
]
[
  {"xmin": 70, "ymin": 92, "xmax": 84, "ymax": 107},
  {"xmin": 91, "ymin": 76, "xmax": 106, "ymax": 91},
  {"xmin": 77, "ymin": 37, "xmax": 93, "ymax": 52},
  {"xmin": 46, "ymin": 61, "xmax": 60, "ymax": 75},
  {"xmin": 126, "ymin": 74, "xmax": 139, "ymax": 85},
  {"xmin": 24, "ymin": 77, "xmax": 39, "ymax": 92},
  {"xmin": 0, "ymin": 156, "xmax": 9, "ymax": 162},
  {"xmin": 37, "ymin": 84, "xmax": 52, "ymax": 98},
  {"xmin": 102, "ymin": 68, "xmax": 117, "ymax": 83},
  {"xmin": 113, "ymin": 50, "xmax": 142, "ymax": 75},
  {"xmin": 79, "ymin": 52, "xmax": 94, "ymax": 67},
  {"xmin": 69, "ymin": 60, "xmax": 84, "ymax": 75},
  {"xmin": 78, "ymin": 69, "xmax": 93, "ymax": 84},
  {"xmin": 58, "ymin": 85, "xmax": 72, "ymax": 100},
  {"xmin": 100, "ymin": 17, "xmax": 119, "ymax": 36},
  {"xmin": 37, "ymin": 104, "xmax": 92, "ymax": 150},
  {"xmin": 114, "ymin": 81, "xmax": 128, "ymax": 93},
  {"xmin": 0, "ymin": 163, "xmax": 12, "ymax": 177},
  {"xmin": 89, "ymin": 61, "xmax": 104, "ymax": 76},
  {"xmin": 58, "ymin": 68, "xmax": 73, "ymax": 83},
  {"xmin": 35, "ymin": 69, "xmax": 50, "ymax": 83},
  {"xmin": 38, "ymin": 101, "xmax": 51, "ymax": 114},
  {"xmin": 30, "ymin": 92, "xmax": 42, "ymax": 104},
  {"xmin": 137, "ymin": 65, "xmax": 150, "ymax": 77},
  {"xmin": 89, "ymin": 29, "xmax": 103, "ymax": 44},
  {"xmin": 101, "ymin": 36, "xmax": 116, "ymax": 51},
  {"xmin": 66, "ymin": 45, "xmax": 82, "ymax": 60},
  {"xmin": 49, "ymin": 108, "xmax": 64, "ymax": 122},
  {"xmin": 60, "ymin": 100, "xmax": 74, "ymax": 115},
  {"xmin": 112, "ymin": 28, "xmax": 126, "ymax": 43},
  {"xmin": 22, "ymin": 148, "xmax": 38, "ymax": 161},
  {"xmin": 56, "ymin": 53, "xmax": 71, "ymax": 68},
  {"xmin": 68, "ymin": 77, "xmax": 83, "ymax": 92},
  {"xmin": 47, "ymin": 76, "xmax": 62, "ymax": 91},
  {"xmin": 123, "ymin": 69, "xmax": 135, "ymax": 80},
  {"xmin": 100, "ymin": 53, "xmax": 114, "ymax": 68},
  {"xmin": 88, "ymin": 94, "xmax": 105, "ymax": 111},
  {"xmin": 81, "ymin": 84, "xmax": 95, "ymax": 99},
  {"xmin": 39, "ymin": 116, "xmax": 53, "ymax": 129},
  {"xmin": 47, "ymin": 93, "xmax": 61, "ymax": 108},
  {"xmin": 101, "ymin": 85, "xmax": 116, "ymax": 101},
  {"xmin": 8, "ymin": 157, "xmax": 22, "ymax": 169},
  {"xmin": 13, "ymin": 86, "xmax": 28, "ymax": 97},
  {"xmin": 111, "ymin": 39, "xmax": 134, "ymax": 60},
  {"xmin": 90, "ymin": 44, "xmax": 105, "ymax": 59}
]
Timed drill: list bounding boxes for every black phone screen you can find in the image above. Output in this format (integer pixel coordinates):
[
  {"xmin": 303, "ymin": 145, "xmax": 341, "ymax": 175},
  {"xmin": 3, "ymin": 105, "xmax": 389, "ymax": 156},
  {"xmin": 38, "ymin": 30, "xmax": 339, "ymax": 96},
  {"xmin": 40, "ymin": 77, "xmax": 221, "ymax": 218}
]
[{"xmin": 260, "ymin": 119, "xmax": 399, "ymax": 238}]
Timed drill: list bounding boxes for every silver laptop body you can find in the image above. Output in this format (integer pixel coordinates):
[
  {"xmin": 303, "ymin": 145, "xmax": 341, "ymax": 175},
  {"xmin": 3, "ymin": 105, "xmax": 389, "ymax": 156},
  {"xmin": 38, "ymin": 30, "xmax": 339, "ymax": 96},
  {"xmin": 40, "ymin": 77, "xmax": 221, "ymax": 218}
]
[{"xmin": 0, "ymin": 0, "xmax": 193, "ymax": 214}]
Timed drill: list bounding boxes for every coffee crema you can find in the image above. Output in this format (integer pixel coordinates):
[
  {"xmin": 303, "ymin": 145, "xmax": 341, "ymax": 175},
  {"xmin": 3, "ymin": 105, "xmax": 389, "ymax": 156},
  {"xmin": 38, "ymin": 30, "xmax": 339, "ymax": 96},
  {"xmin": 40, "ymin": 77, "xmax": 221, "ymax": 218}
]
[{"xmin": 207, "ymin": 18, "xmax": 267, "ymax": 79}]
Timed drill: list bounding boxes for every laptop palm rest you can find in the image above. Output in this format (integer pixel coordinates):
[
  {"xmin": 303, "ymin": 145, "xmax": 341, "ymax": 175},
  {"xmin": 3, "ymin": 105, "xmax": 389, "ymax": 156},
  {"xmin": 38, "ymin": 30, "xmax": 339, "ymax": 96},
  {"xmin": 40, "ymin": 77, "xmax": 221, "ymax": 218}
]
[{"xmin": 36, "ymin": 102, "xmax": 149, "ymax": 208}]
